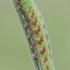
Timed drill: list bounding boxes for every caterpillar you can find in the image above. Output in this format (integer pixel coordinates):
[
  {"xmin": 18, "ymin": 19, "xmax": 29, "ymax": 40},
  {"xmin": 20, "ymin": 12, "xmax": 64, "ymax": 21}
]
[{"xmin": 12, "ymin": 0, "xmax": 55, "ymax": 70}]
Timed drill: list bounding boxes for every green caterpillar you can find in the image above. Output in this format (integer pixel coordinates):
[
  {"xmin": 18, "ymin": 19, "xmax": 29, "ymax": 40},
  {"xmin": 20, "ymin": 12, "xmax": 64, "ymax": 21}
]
[{"xmin": 12, "ymin": 0, "xmax": 55, "ymax": 70}]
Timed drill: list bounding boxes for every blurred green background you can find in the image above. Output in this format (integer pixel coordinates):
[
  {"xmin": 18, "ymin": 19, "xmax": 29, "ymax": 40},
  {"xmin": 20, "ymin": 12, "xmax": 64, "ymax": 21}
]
[{"xmin": 0, "ymin": 0, "xmax": 70, "ymax": 70}]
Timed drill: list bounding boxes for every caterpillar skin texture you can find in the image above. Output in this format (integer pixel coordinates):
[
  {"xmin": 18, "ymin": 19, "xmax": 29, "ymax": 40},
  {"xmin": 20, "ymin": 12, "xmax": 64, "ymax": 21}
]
[{"xmin": 14, "ymin": 0, "xmax": 55, "ymax": 70}]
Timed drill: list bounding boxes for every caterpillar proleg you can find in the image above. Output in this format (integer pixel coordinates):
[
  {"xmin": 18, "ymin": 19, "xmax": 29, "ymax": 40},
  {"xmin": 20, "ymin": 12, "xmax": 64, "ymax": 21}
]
[{"xmin": 12, "ymin": 0, "xmax": 55, "ymax": 70}]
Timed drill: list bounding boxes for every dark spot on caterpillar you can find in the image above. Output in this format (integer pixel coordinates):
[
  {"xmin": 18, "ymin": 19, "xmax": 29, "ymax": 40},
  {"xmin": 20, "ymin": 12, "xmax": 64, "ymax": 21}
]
[
  {"xmin": 17, "ymin": 4, "xmax": 30, "ymax": 22},
  {"xmin": 30, "ymin": 18, "xmax": 37, "ymax": 26},
  {"xmin": 24, "ymin": 23, "xmax": 30, "ymax": 29},
  {"xmin": 16, "ymin": 0, "xmax": 22, "ymax": 11},
  {"xmin": 18, "ymin": 5, "xmax": 22, "ymax": 10},
  {"xmin": 33, "ymin": 26, "xmax": 41, "ymax": 35},
  {"xmin": 50, "ymin": 55, "xmax": 52, "ymax": 60},
  {"xmin": 40, "ymin": 36, "xmax": 43, "ymax": 42},
  {"xmin": 31, "ymin": 11, "xmax": 35, "ymax": 17},
  {"xmin": 24, "ymin": 18, "xmax": 38, "ymax": 29},
  {"xmin": 16, "ymin": 0, "xmax": 21, "ymax": 5},
  {"xmin": 32, "ymin": 49, "xmax": 38, "ymax": 58},
  {"xmin": 20, "ymin": 9, "xmax": 30, "ymax": 23},
  {"xmin": 28, "ymin": 30, "xmax": 33, "ymax": 38},
  {"xmin": 21, "ymin": 9, "xmax": 27, "ymax": 17},
  {"xmin": 43, "ymin": 56, "xmax": 48, "ymax": 63},
  {"xmin": 24, "ymin": 15, "xmax": 30, "ymax": 22},
  {"xmin": 43, "ymin": 24, "xmax": 46, "ymax": 29},
  {"xmin": 31, "ymin": 39, "xmax": 36, "ymax": 49},
  {"xmin": 40, "ymin": 47, "xmax": 46, "ymax": 55},
  {"xmin": 46, "ymin": 66, "xmax": 49, "ymax": 70},
  {"xmin": 31, "ymin": 36, "xmax": 43, "ymax": 49},
  {"xmin": 21, "ymin": 10, "xmax": 30, "ymax": 22},
  {"xmin": 48, "ymin": 45, "xmax": 51, "ymax": 51},
  {"xmin": 46, "ymin": 34, "xmax": 48, "ymax": 40},
  {"xmin": 18, "ymin": 4, "xmax": 27, "ymax": 17},
  {"xmin": 29, "ymin": 6, "xmax": 32, "ymax": 11},
  {"xmin": 37, "ymin": 40, "xmax": 41, "ymax": 45},
  {"xmin": 32, "ymin": 47, "xmax": 46, "ymax": 58},
  {"xmin": 37, "ymin": 36, "xmax": 43, "ymax": 45},
  {"xmin": 40, "ymin": 16, "xmax": 42, "ymax": 20}
]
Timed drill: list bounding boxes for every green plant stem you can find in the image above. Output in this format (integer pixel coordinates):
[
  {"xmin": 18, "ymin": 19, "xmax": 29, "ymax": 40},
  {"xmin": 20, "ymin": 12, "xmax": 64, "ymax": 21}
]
[{"xmin": 12, "ymin": 0, "xmax": 40, "ymax": 70}]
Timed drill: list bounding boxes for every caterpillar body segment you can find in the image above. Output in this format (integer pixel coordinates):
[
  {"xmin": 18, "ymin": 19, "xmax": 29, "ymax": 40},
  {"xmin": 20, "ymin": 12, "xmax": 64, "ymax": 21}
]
[
  {"xmin": 13, "ymin": 0, "xmax": 55, "ymax": 70},
  {"xmin": 27, "ymin": 26, "xmax": 46, "ymax": 38},
  {"xmin": 31, "ymin": 37, "xmax": 48, "ymax": 51},
  {"xmin": 21, "ymin": 0, "xmax": 36, "ymax": 13},
  {"xmin": 24, "ymin": 16, "xmax": 44, "ymax": 31}
]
